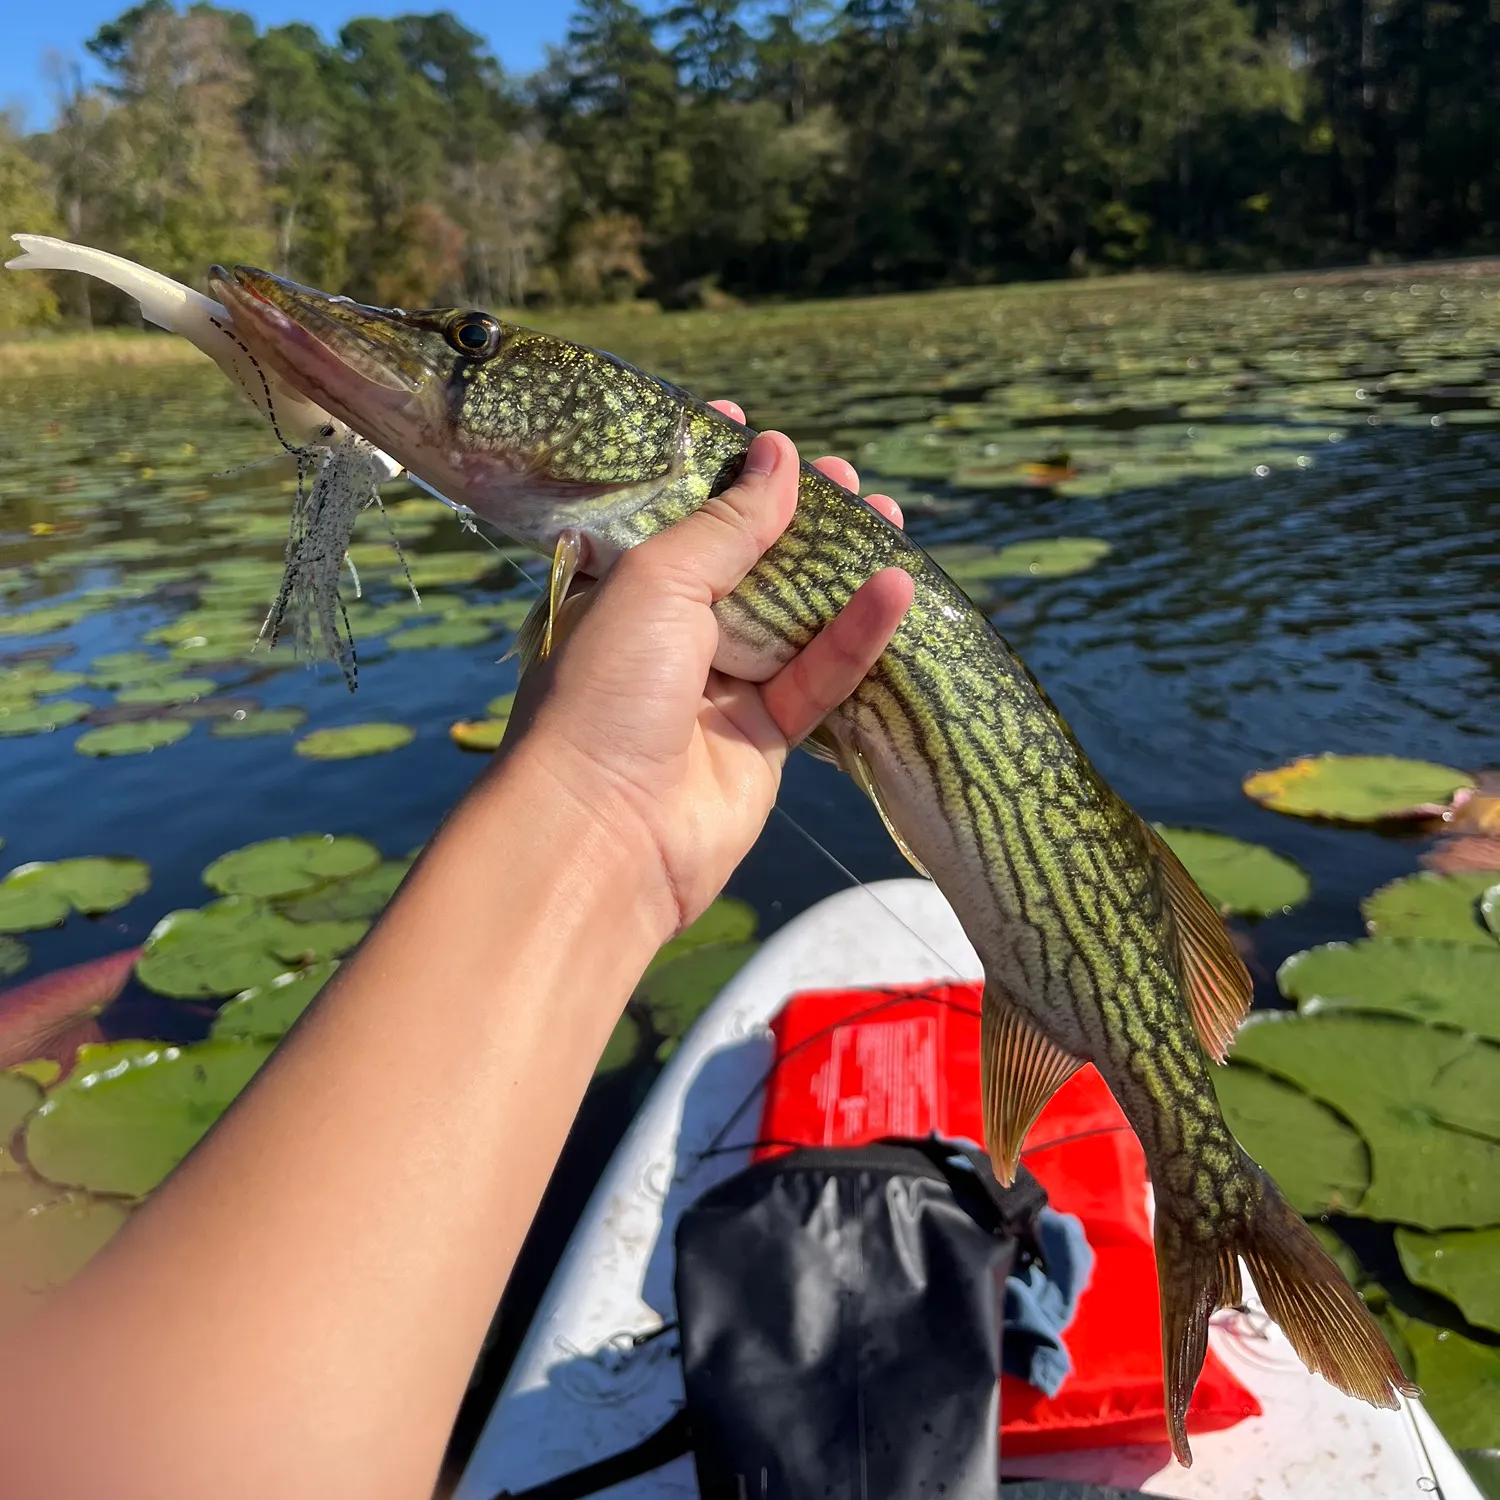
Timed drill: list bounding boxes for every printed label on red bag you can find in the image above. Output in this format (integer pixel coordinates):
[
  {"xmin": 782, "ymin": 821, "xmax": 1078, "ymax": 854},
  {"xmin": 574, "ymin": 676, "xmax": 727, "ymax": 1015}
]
[{"xmin": 815, "ymin": 1015, "xmax": 942, "ymax": 1143}]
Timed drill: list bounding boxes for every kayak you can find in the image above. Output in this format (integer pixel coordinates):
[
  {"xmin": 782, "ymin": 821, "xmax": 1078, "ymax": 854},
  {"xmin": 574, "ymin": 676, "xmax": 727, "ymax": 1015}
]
[{"xmin": 454, "ymin": 878, "xmax": 1480, "ymax": 1500}]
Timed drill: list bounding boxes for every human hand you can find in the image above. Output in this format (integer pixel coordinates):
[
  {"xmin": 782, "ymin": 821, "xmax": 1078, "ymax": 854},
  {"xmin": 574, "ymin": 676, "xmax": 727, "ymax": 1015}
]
[{"xmin": 498, "ymin": 404, "xmax": 914, "ymax": 941}]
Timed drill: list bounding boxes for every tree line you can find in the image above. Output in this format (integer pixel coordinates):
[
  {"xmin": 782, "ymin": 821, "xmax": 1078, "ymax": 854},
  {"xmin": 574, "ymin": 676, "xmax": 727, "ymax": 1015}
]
[{"xmin": 3, "ymin": 0, "xmax": 1499, "ymax": 331}]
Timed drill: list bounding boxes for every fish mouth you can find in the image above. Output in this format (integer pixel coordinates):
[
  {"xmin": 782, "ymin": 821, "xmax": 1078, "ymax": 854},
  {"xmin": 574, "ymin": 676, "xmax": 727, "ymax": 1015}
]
[{"xmin": 208, "ymin": 265, "xmax": 433, "ymax": 437}]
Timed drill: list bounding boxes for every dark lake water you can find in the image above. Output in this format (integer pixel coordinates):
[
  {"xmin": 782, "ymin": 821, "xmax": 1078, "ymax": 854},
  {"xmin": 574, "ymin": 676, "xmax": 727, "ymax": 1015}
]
[{"xmin": 1, "ymin": 264, "xmax": 1497, "ymax": 1470}]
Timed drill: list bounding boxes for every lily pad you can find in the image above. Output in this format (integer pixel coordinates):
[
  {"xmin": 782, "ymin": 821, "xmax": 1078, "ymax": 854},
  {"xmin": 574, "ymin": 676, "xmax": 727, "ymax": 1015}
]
[
  {"xmin": 24, "ymin": 1039, "xmax": 273, "ymax": 1197},
  {"xmin": 1232, "ymin": 1012, "xmax": 1500, "ymax": 1229},
  {"xmin": 210, "ymin": 962, "xmax": 339, "ymax": 1042},
  {"xmin": 647, "ymin": 896, "xmax": 759, "ymax": 975},
  {"xmin": 277, "ymin": 860, "xmax": 409, "ymax": 922},
  {"xmin": 135, "ymin": 898, "xmax": 368, "ymax": 999},
  {"xmin": 387, "ymin": 619, "xmax": 493, "ymax": 650},
  {"xmin": 1390, "ymin": 1312, "xmax": 1500, "ymax": 1452},
  {"xmin": 1396, "ymin": 1227, "xmax": 1500, "ymax": 1333},
  {"xmin": 1279, "ymin": 939, "xmax": 1500, "ymax": 1040},
  {"xmin": 636, "ymin": 941, "xmax": 759, "ymax": 1038},
  {"xmin": 486, "ymin": 691, "xmax": 517, "ymax": 719},
  {"xmin": 1154, "ymin": 827, "xmax": 1310, "ymax": 916},
  {"xmin": 0, "ymin": 868, "xmax": 72, "ymax": 933},
  {"xmin": 0, "ymin": 603, "xmax": 92, "ymax": 637},
  {"xmin": 927, "ymin": 536, "xmax": 1112, "ymax": 584},
  {"xmin": 295, "ymin": 724, "xmax": 415, "ymax": 760},
  {"xmin": 202, "ymin": 835, "xmax": 380, "ymax": 900},
  {"xmin": 1213, "ymin": 1063, "xmax": 1369, "ymax": 1215},
  {"xmin": 210, "ymin": 708, "xmax": 307, "ymax": 739},
  {"xmin": 1485, "ymin": 884, "xmax": 1500, "ymax": 940},
  {"xmin": 0, "ymin": 936, "xmax": 27, "ymax": 979},
  {"xmin": 112, "ymin": 676, "xmax": 217, "ymax": 705},
  {"xmin": 450, "ymin": 719, "xmax": 509, "ymax": 752},
  {"xmin": 0, "ymin": 1070, "xmax": 42, "ymax": 1142},
  {"xmin": 595, "ymin": 1010, "xmax": 643, "ymax": 1075},
  {"xmin": 1243, "ymin": 754, "xmax": 1476, "ymax": 823},
  {"xmin": 0, "ymin": 1189, "xmax": 130, "ymax": 1330},
  {"xmin": 0, "ymin": 700, "xmax": 91, "ymax": 737},
  {"xmin": 1362, "ymin": 872, "xmax": 1495, "ymax": 946},
  {"xmin": 399, "ymin": 552, "xmax": 497, "ymax": 588},
  {"xmin": 0, "ymin": 669, "xmax": 85, "ymax": 697},
  {"xmin": 75, "ymin": 719, "xmax": 191, "ymax": 757}
]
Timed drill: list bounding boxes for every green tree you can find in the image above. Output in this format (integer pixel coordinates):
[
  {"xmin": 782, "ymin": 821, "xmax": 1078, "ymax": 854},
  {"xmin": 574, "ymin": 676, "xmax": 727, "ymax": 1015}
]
[{"xmin": 0, "ymin": 117, "xmax": 63, "ymax": 332}]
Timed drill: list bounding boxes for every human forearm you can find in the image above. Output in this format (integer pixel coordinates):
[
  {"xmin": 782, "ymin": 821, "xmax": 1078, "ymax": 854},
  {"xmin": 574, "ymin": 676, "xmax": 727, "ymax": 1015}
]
[{"xmin": 0, "ymin": 743, "xmax": 668, "ymax": 1500}]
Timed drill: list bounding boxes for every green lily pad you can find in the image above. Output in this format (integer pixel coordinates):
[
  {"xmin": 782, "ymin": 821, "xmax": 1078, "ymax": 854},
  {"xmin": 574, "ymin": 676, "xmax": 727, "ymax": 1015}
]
[
  {"xmin": 0, "ymin": 868, "xmax": 72, "ymax": 933},
  {"xmin": 202, "ymin": 835, "xmax": 380, "ymax": 900},
  {"xmin": 1280, "ymin": 939, "xmax": 1500, "ymax": 1040},
  {"xmin": 450, "ymin": 719, "xmax": 509, "ymax": 752},
  {"xmin": 1154, "ymin": 827, "xmax": 1310, "ymax": 916},
  {"xmin": 0, "ymin": 700, "xmax": 91, "ymax": 737},
  {"xmin": 1213, "ymin": 1063, "xmax": 1369, "ymax": 1215},
  {"xmin": 595, "ymin": 1010, "xmax": 643, "ymax": 1075},
  {"xmin": 0, "ymin": 603, "xmax": 92, "ymax": 637},
  {"xmin": 209, "ymin": 708, "xmax": 307, "ymax": 739},
  {"xmin": 85, "ymin": 652, "xmax": 181, "ymax": 688},
  {"xmin": 135, "ymin": 898, "xmax": 368, "ymax": 999},
  {"xmin": 210, "ymin": 962, "xmax": 339, "ymax": 1042},
  {"xmin": 24, "ymin": 1039, "xmax": 274, "ymax": 1197},
  {"xmin": 0, "ymin": 1071, "xmax": 43, "ymax": 1143},
  {"xmin": 0, "ymin": 1188, "xmax": 130, "ymax": 1328},
  {"xmin": 1243, "ymin": 754, "xmax": 1475, "ymax": 823},
  {"xmin": 1362, "ymin": 872, "xmax": 1495, "ymax": 946},
  {"xmin": 928, "ymin": 536, "xmax": 1112, "ymax": 584},
  {"xmin": 1390, "ymin": 1312, "xmax": 1500, "ymax": 1453},
  {"xmin": 75, "ymin": 719, "xmax": 191, "ymax": 757},
  {"xmin": 1, "ymin": 669, "xmax": 86, "ymax": 697},
  {"xmin": 0, "ymin": 936, "xmax": 27, "ymax": 979},
  {"xmin": 1396, "ymin": 1227, "xmax": 1500, "ymax": 1333},
  {"xmin": 1458, "ymin": 1449, "xmax": 1500, "ymax": 1500},
  {"xmin": 277, "ymin": 860, "xmax": 410, "ymax": 922},
  {"xmin": 399, "ymin": 552, "xmax": 498, "ymax": 588},
  {"xmin": 486, "ymin": 692, "xmax": 517, "ymax": 720},
  {"xmin": 1484, "ymin": 884, "xmax": 1500, "ymax": 940},
  {"xmin": 636, "ymin": 941, "xmax": 759, "ymax": 1038},
  {"xmin": 646, "ymin": 897, "xmax": 759, "ymax": 976},
  {"xmin": 386, "ymin": 619, "xmax": 494, "ymax": 651},
  {"xmin": 295, "ymin": 724, "xmax": 415, "ymax": 760},
  {"xmin": 113, "ymin": 676, "xmax": 217, "ymax": 705},
  {"xmin": 1232, "ymin": 1012, "xmax": 1500, "ymax": 1229}
]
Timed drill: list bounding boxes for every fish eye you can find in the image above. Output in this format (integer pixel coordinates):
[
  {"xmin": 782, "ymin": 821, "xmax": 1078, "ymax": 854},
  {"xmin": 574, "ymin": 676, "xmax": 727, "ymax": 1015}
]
[{"xmin": 446, "ymin": 313, "xmax": 500, "ymax": 358}]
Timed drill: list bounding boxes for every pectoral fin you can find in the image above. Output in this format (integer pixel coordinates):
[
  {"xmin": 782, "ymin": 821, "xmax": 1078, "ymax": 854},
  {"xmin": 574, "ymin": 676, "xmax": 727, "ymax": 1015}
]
[
  {"xmin": 803, "ymin": 723, "xmax": 930, "ymax": 878},
  {"xmin": 505, "ymin": 529, "xmax": 583, "ymax": 675},
  {"xmin": 980, "ymin": 991, "xmax": 1084, "ymax": 1187},
  {"xmin": 1144, "ymin": 822, "xmax": 1254, "ymax": 1063}
]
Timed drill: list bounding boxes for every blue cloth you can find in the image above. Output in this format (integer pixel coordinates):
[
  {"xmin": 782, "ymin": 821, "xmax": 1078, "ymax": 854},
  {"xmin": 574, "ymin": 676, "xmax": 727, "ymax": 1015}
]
[
  {"xmin": 1002, "ymin": 1206, "xmax": 1094, "ymax": 1396},
  {"xmin": 932, "ymin": 1135, "xmax": 1094, "ymax": 1397}
]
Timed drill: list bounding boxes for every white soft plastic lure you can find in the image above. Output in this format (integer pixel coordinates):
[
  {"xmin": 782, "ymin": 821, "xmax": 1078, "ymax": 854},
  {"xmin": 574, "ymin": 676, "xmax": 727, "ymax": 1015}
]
[{"xmin": 5, "ymin": 233, "xmax": 411, "ymax": 687}]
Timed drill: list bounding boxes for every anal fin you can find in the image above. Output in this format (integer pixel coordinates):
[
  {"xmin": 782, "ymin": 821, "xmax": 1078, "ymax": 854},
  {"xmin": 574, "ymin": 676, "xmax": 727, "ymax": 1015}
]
[
  {"xmin": 1144, "ymin": 822, "xmax": 1254, "ymax": 1063},
  {"xmin": 802, "ymin": 723, "xmax": 930, "ymax": 878},
  {"xmin": 980, "ymin": 990, "xmax": 1083, "ymax": 1186}
]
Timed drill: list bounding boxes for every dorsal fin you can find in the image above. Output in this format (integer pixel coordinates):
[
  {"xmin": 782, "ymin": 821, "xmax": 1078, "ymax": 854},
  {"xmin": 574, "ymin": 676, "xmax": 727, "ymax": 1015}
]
[
  {"xmin": 803, "ymin": 724, "xmax": 930, "ymax": 879},
  {"xmin": 1144, "ymin": 822, "xmax": 1254, "ymax": 1062}
]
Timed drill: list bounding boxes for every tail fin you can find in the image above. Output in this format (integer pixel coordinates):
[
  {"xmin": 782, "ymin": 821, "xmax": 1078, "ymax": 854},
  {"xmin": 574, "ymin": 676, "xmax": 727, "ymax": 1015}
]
[{"xmin": 1155, "ymin": 1166, "xmax": 1418, "ymax": 1467}]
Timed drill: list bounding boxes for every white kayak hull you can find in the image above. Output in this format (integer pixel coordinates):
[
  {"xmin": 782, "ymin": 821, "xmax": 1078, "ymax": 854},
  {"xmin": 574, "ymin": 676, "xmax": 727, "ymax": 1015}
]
[{"xmin": 455, "ymin": 878, "xmax": 1479, "ymax": 1500}]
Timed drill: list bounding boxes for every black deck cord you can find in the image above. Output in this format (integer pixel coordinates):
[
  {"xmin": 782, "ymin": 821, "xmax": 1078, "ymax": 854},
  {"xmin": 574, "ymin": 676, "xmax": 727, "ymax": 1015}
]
[{"xmin": 485, "ymin": 1408, "xmax": 692, "ymax": 1499}]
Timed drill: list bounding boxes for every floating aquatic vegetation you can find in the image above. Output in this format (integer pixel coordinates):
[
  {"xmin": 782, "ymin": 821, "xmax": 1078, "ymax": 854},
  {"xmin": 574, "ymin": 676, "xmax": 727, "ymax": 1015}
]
[
  {"xmin": 1212, "ymin": 1064, "xmax": 1369, "ymax": 1217},
  {"xmin": 634, "ymin": 941, "xmax": 759, "ymax": 1039},
  {"xmin": 210, "ymin": 962, "xmax": 339, "ymax": 1043},
  {"xmin": 113, "ymin": 676, "xmax": 217, "ymax": 706},
  {"xmin": 1388, "ymin": 1311, "xmax": 1500, "ymax": 1452},
  {"xmin": 74, "ymin": 720, "xmax": 192, "ymax": 757},
  {"xmin": 0, "ymin": 938, "xmax": 27, "ymax": 980},
  {"xmin": 276, "ymin": 859, "xmax": 410, "ymax": 922},
  {"xmin": 386, "ymin": 619, "xmax": 494, "ymax": 652},
  {"xmin": 202, "ymin": 834, "xmax": 380, "ymax": 900},
  {"xmin": 1361, "ymin": 872, "xmax": 1496, "ymax": 946},
  {"xmin": 134, "ymin": 897, "xmax": 367, "ymax": 999},
  {"xmin": 209, "ymin": 707, "xmax": 307, "ymax": 739},
  {"xmin": 0, "ymin": 858, "xmax": 151, "ymax": 933},
  {"xmin": 24, "ymin": 1038, "xmax": 274, "ymax": 1198},
  {"xmin": 1243, "ymin": 754, "xmax": 1476, "ymax": 823},
  {"xmin": 1153, "ymin": 827, "xmax": 1310, "ymax": 917},
  {"xmin": 0, "ymin": 701, "xmax": 91, "ymax": 738},
  {"xmin": 450, "ymin": 691, "xmax": 516, "ymax": 753},
  {"xmin": 0, "ymin": 1181, "xmax": 129, "ymax": 1332},
  {"xmin": 1232, "ymin": 1012, "xmax": 1500, "ymax": 1230},
  {"xmin": 294, "ymin": 724, "xmax": 415, "ymax": 760},
  {"xmin": 1396, "ymin": 1228, "xmax": 1500, "ymax": 1334},
  {"xmin": 1279, "ymin": 938, "xmax": 1500, "ymax": 1039}
]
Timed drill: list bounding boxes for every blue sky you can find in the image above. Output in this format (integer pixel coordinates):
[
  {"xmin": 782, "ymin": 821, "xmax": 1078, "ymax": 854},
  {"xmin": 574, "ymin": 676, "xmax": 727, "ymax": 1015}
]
[{"xmin": 1, "ymin": 0, "xmax": 575, "ymax": 131}]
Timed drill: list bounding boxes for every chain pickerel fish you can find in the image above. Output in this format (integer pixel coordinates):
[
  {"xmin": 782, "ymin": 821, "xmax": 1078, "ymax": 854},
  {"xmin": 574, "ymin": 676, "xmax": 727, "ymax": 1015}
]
[{"xmin": 208, "ymin": 265, "xmax": 1415, "ymax": 1462}]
